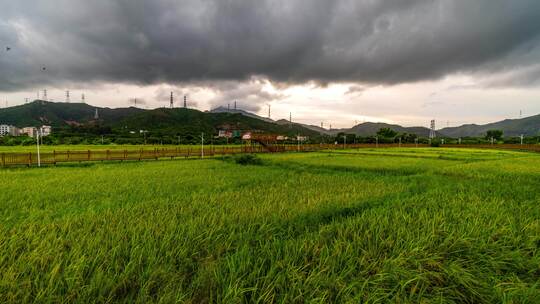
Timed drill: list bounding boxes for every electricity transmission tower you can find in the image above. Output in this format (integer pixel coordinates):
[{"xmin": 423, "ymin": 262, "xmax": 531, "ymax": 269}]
[{"xmin": 429, "ymin": 120, "xmax": 436, "ymax": 139}]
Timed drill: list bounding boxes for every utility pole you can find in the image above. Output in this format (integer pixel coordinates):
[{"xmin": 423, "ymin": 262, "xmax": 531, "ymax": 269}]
[
  {"xmin": 170, "ymin": 92, "xmax": 174, "ymax": 108},
  {"xmin": 268, "ymin": 104, "xmax": 271, "ymax": 119},
  {"xmin": 35, "ymin": 128, "xmax": 41, "ymax": 167},
  {"xmin": 81, "ymin": 93, "xmax": 85, "ymax": 103},
  {"xmin": 184, "ymin": 95, "xmax": 187, "ymax": 108},
  {"xmin": 297, "ymin": 134, "xmax": 300, "ymax": 152},
  {"xmin": 201, "ymin": 133, "xmax": 204, "ymax": 158},
  {"xmin": 66, "ymin": 90, "xmax": 70, "ymax": 103},
  {"xmin": 43, "ymin": 89, "xmax": 47, "ymax": 101},
  {"xmin": 520, "ymin": 134, "xmax": 524, "ymax": 145}
]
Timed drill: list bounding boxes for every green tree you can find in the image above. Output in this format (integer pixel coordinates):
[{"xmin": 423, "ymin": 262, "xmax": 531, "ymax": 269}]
[
  {"xmin": 377, "ymin": 128, "xmax": 398, "ymax": 138},
  {"xmin": 486, "ymin": 130, "xmax": 503, "ymax": 140}
]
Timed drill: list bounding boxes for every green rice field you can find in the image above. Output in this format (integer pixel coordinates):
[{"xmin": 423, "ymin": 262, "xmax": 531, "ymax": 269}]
[{"xmin": 1, "ymin": 148, "xmax": 540, "ymax": 303}]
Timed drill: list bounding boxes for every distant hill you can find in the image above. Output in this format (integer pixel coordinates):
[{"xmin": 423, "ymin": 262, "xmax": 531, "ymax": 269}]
[
  {"xmin": 208, "ymin": 106, "xmax": 274, "ymax": 123},
  {"xmin": 439, "ymin": 114, "xmax": 540, "ymax": 137},
  {"xmin": 0, "ymin": 100, "xmax": 143, "ymax": 127},
  {"xmin": 0, "ymin": 100, "xmax": 321, "ymax": 137},
  {"xmin": 119, "ymin": 108, "xmax": 321, "ymax": 137},
  {"xmin": 275, "ymin": 119, "xmax": 331, "ymax": 134},
  {"xmin": 333, "ymin": 122, "xmax": 431, "ymax": 137},
  {"xmin": 2, "ymin": 100, "xmax": 539, "ymax": 138}
]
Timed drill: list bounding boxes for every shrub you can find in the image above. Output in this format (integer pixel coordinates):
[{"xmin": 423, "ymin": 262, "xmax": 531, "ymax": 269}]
[{"xmin": 234, "ymin": 154, "xmax": 263, "ymax": 166}]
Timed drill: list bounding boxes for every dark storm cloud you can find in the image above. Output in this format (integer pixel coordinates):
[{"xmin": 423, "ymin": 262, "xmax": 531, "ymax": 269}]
[{"xmin": 1, "ymin": 0, "xmax": 540, "ymax": 91}]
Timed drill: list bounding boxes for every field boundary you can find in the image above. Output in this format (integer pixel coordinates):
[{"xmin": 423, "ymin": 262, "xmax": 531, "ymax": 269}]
[{"xmin": 0, "ymin": 143, "xmax": 539, "ymax": 167}]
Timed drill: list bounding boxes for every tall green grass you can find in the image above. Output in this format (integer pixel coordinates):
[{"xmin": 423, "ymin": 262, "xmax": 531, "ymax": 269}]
[{"xmin": 1, "ymin": 148, "xmax": 539, "ymax": 302}]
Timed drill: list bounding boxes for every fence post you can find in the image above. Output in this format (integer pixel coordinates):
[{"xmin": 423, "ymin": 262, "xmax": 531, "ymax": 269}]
[
  {"xmin": 28, "ymin": 152, "xmax": 32, "ymax": 167},
  {"xmin": 1, "ymin": 153, "xmax": 4, "ymax": 167},
  {"xmin": 53, "ymin": 150, "xmax": 56, "ymax": 165}
]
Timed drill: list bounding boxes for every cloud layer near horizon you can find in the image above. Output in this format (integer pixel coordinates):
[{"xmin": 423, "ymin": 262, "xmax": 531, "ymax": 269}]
[{"xmin": 1, "ymin": 0, "xmax": 540, "ymax": 92}]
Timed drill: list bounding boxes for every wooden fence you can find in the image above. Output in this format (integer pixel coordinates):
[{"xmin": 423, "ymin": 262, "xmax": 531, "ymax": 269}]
[
  {"xmin": 0, "ymin": 143, "xmax": 538, "ymax": 167},
  {"xmin": 0, "ymin": 144, "xmax": 413, "ymax": 167}
]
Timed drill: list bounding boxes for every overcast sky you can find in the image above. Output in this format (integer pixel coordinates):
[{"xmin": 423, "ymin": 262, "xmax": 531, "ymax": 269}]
[{"xmin": 1, "ymin": 0, "xmax": 540, "ymax": 128}]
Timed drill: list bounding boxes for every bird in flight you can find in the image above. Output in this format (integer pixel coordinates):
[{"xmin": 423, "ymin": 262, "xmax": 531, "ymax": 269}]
[{"xmin": 5, "ymin": 47, "xmax": 10, "ymax": 51}]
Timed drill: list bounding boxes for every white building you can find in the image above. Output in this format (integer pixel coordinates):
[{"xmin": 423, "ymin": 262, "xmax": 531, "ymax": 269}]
[
  {"xmin": 0, "ymin": 124, "xmax": 19, "ymax": 137},
  {"xmin": 21, "ymin": 127, "xmax": 37, "ymax": 138},
  {"xmin": 0, "ymin": 124, "xmax": 10, "ymax": 136},
  {"xmin": 20, "ymin": 126, "xmax": 52, "ymax": 138},
  {"xmin": 241, "ymin": 132, "xmax": 252, "ymax": 140},
  {"xmin": 41, "ymin": 125, "xmax": 52, "ymax": 137},
  {"xmin": 218, "ymin": 130, "xmax": 233, "ymax": 138}
]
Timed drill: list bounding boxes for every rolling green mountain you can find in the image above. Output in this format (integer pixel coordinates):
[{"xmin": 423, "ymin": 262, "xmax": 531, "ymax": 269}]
[
  {"xmin": 0, "ymin": 100, "xmax": 143, "ymax": 127},
  {"xmin": 0, "ymin": 100, "xmax": 321, "ymax": 137},
  {"xmin": 439, "ymin": 114, "xmax": 540, "ymax": 137},
  {"xmin": 332, "ymin": 122, "xmax": 431, "ymax": 137},
  {"xmin": 118, "ymin": 107, "xmax": 322, "ymax": 137},
  {"xmin": 208, "ymin": 106, "xmax": 275, "ymax": 123},
  {"xmin": 275, "ymin": 119, "xmax": 331, "ymax": 134},
  {"xmin": 2, "ymin": 100, "xmax": 538, "ymax": 138}
]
